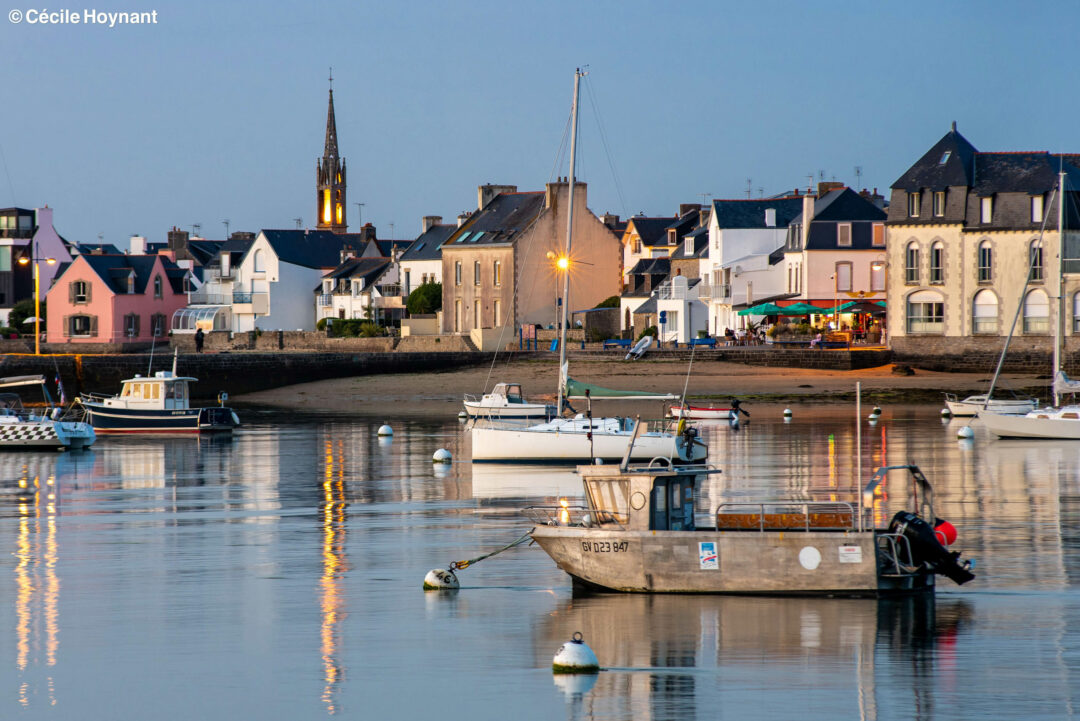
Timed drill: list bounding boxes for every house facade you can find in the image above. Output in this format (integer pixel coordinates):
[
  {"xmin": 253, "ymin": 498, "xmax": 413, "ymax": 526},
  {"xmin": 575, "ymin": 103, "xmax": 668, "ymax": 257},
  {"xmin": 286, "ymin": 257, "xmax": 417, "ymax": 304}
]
[
  {"xmin": 399, "ymin": 216, "xmax": 454, "ymax": 295},
  {"xmin": 0, "ymin": 206, "xmax": 73, "ymax": 325},
  {"xmin": 886, "ymin": 124, "xmax": 1080, "ymax": 358},
  {"xmin": 440, "ymin": 182, "xmax": 622, "ymax": 335},
  {"xmin": 315, "ymin": 255, "xmax": 398, "ymax": 324},
  {"xmin": 46, "ymin": 253, "xmax": 187, "ymax": 343}
]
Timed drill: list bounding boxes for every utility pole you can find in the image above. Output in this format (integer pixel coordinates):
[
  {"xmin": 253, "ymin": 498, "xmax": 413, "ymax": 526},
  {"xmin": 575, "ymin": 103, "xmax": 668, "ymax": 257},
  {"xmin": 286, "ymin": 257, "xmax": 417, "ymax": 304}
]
[
  {"xmin": 354, "ymin": 202, "xmax": 365, "ymax": 226},
  {"xmin": 223, "ymin": 219, "xmax": 230, "ymax": 239}
]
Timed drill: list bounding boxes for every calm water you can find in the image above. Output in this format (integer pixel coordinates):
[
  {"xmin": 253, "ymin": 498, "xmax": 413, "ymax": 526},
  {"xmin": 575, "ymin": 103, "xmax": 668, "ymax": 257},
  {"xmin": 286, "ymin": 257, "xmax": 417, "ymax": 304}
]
[{"xmin": 2, "ymin": 405, "xmax": 1079, "ymax": 720}]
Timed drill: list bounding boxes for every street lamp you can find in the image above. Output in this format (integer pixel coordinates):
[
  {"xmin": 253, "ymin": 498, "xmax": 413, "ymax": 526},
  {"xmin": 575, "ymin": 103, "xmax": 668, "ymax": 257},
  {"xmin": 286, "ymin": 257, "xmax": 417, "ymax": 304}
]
[
  {"xmin": 18, "ymin": 248, "xmax": 57, "ymax": 355},
  {"xmin": 546, "ymin": 251, "xmax": 569, "ymax": 330}
]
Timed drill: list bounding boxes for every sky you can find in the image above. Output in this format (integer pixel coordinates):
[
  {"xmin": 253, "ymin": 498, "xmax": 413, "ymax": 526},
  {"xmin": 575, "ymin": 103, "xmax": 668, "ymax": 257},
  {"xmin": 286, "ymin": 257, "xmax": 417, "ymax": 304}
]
[{"xmin": 2, "ymin": 0, "xmax": 1079, "ymax": 246}]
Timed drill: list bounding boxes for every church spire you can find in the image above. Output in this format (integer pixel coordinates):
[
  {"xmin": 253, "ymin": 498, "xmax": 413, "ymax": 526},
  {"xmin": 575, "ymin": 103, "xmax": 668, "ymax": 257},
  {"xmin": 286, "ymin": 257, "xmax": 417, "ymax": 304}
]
[{"xmin": 316, "ymin": 70, "xmax": 347, "ymax": 233}]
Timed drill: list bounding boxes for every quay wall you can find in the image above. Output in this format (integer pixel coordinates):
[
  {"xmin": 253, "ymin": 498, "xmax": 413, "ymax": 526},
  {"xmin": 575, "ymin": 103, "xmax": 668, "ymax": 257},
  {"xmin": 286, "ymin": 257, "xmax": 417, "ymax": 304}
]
[
  {"xmin": 890, "ymin": 336, "xmax": 1068, "ymax": 374},
  {"xmin": 0, "ymin": 351, "xmax": 495, "ymax": 400},
  {"xmin": 569, "ymin": 347, "xmax": 893, "ymax": 371}
]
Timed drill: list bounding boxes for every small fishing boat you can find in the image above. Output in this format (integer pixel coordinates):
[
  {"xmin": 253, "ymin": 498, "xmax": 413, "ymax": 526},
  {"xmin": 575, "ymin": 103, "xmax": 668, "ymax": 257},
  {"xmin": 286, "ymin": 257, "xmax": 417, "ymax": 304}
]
[
  {"xmin": 669, "ymin": 398, "xmax": 749, "ymax": 421},
  {"xmin": 0, "ymin": 375, "xmax": 96, "ymax": 450},
  {"xmin": 463, "ymin": 382, "xmax": 554, "ymax": 419},
  {"xmin": 525, "ymin": 459, "xmax": 974, "ymax": 596},
  {"xmin": 78, "ymin": 365, "xmax": 239, "ymax": 434},
  {"xmin": 944, "ymin": 393, "xmax": 1037, "ymax": 417}
]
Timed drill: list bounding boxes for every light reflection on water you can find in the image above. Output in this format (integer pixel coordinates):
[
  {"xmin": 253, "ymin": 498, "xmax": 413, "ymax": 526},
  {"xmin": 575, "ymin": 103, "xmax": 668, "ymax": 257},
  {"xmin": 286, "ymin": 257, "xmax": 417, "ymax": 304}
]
[{"xmin": 0, "ymin": 407, "xmax": 1078, "ymax": 720}]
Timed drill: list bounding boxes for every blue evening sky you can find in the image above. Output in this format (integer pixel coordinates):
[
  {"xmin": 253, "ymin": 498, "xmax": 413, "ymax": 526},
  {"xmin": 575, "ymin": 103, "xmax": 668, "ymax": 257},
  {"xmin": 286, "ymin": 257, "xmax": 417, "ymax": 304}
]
[{"xmin": 2, "ymin": 0, "xmax": 1077, "ymax": 245}]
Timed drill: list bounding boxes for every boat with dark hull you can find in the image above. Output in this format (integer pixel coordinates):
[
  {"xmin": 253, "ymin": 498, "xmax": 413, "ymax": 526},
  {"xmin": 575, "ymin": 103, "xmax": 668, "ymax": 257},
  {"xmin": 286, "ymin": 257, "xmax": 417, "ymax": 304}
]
[{"xmin": 78, "ymin": 370, "xmax": 239, "ymax": 434}]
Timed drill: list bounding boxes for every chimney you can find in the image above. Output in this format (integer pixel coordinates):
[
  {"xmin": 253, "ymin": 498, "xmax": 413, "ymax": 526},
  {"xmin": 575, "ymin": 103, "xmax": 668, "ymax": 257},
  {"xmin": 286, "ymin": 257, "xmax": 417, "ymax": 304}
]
[
  {"xmin": 167, "ymin": 227, "xmax": 189, "ymax": 252},
  {"xmin": 130, "ymin": 235, "xmax": 146, "ymax": 255},
  {"xmin": 817, "ymin": 181, "xmax": 844, "ymax": 197},
  {"xmin": 678, "ymin": 203, "xmax": 702, "ymax": 217},
  {"xmin": 698, "ymin": 207, "xmax": 711, "ymax": 228},
  {"xmin": 34, "ymin": 206, "xmax": 53, "ymax": 233},
  {"xmin": 600, "ymin": 212, "xmax": 620, "ymax": 229},
  {"xmin": 340, "ymin": 244, "xmax": 355, "ymax": 263},
  {"xmin": 457, "ymin": 212, "xmax": 470, "ymax": 228},
  {"xmin": 545, "ymin": 178, "xmax": 586, "ymax": 210},
  {"xmin": 478, "ymin": 184, "xmax": 517, "ymax": 210},
  {"xmin": 422, "ymin": 215, "xmax": 443, "ymax": 233},
  {"xmin": 801, "ymin": 194, "xmax": 816, "ymax": 248}
]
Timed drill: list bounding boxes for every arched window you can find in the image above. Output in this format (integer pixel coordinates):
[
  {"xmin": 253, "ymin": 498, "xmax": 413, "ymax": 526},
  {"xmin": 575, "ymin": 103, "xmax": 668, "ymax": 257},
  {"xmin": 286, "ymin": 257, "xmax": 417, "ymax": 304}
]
[
  {"xmin": 153, "ymin": 275, "xmax": 163, "ymax": 299},
  {"xmin": 906, "ymin": 290, "xmax": 944, "ymax": 334},
  {"xmin": 929, "ymin": 241, "xmax": 944, "ymax": 284},
  {"xmin": 1029, "ymin": 239, "xmax": 1044, "ymax": 282},
  {"xmin": 972, "ymin": 289, "xmax": 998, "ymax": 334},
  {"xmin": 978, "ymin": 240, "xmax": 993, "ymax": 283},
  {"xmin": 253, "ymin": 249, "xmax": 265, "ymax": 273},
  {"xmin": 1023, "ymin": 289, "xmax": 1049, "ymax": 334},
  {"xmin": 905, "ymin": 242, "xmax": 920, "ymax": 284},
  {"xmin": 1073, "ymin": 292, "xmax": 1080, "ymax": 333}
]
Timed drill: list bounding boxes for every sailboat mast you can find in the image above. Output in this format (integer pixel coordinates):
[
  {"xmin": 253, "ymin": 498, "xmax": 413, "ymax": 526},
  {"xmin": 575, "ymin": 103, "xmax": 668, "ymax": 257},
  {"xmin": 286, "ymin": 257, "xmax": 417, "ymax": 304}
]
[
  {"xmin": 1055, "ymin": 169, "xmax": 1067, "ymax": 406},
  {"xmin": 556, "ymin": 68, "xmax": 583, "ymax": 416}
]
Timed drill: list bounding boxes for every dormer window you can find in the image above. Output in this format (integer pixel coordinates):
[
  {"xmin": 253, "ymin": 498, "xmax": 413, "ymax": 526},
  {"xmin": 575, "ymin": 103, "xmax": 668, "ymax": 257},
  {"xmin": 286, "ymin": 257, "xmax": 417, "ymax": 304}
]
[
  {"xmin": 1032, "ymin": 194, "xmax": 1045, "ymax": 223},
  {"xmin": 908, "ymin": 192, "xmax": 921, "ymax": 218},
  {"xmin": 933, "ymin": 191, "xmax": 946, "ymax": 217},
  {"xmin": 684, "ymin": 236, "xmax": 693, "ymax": 255},
  {"xmin": 127, "ymin": 273, "xmax": 135, "ymax": 294},
  {"xmin": 981, "ymin": 196, "xmax": 994, "ymax": 224},
  {"xmin": 667, "ymin": 228, "xmax": 677, "ymax": 245},
  {"xmin": 939, "ymin": 151, "xmax": 951, "ymax": 165},
  {"xmin": 837, "ymin": 223, "xmax": 852, "ymax": 247}
]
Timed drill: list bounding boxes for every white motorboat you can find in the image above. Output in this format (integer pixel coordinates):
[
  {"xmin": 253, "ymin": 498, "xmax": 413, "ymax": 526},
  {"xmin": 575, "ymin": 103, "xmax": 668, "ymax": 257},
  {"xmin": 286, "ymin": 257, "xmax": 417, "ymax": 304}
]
[
  {"xmin": 463, "ymin": 383, "xmax": 554, "ymax": 419},
  {"xmin": 469, "ymin": 69, "xmax": 706, "ymax": 464},
  {"xmin": 944, "ymin": 394, "xmax": 1037, "ymax": 417},
  {"xmin": 0, "ymin": 375, "xmax": 95, "ymax": 451}
]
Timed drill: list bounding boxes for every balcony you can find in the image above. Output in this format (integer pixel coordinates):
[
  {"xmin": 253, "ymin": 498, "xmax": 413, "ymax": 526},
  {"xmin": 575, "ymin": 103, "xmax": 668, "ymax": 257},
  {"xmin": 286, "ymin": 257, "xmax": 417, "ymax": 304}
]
[
  {"xmin": 232, "ymin": 291, "xmax": 268, "ymax": 315},
  {"xmin": 377, "ymin": 283, "xmax": 403, "ymax": 297},
  {"xmin": 187, "ymin": 290, "xmax": 232, "ymax": 305},
  {"xmin": 657, "ymin": 282, "xmax": 694, "ymax": 300},
  {"xmin": 697, "ymin": 282, "xmax": 730, "ymax": 300},
  {"xmin": 318, "ymin": 293, "xmax": 333, "ymax": 307}
]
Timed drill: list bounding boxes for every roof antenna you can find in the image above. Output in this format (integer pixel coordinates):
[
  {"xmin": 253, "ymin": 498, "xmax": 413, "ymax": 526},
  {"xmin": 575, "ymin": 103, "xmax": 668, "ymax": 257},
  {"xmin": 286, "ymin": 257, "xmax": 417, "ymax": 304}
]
[
  {"xmin": 855, "ymin": 165, "xmax": 863, "ymax": 189},
  {"xmin": 329, "ymin": 67, "xmax": 333, "ymax": 91},
  {"xmin": 745, "ymin": 178, "xmax": 752, "ymax": 199},
  {"xmin": 951, "ymin": 120, "xmax": 957, "ymax": 132},
  {"xmin": 294, "ymin": 217, "xmax": 302, "ymax": 229}
]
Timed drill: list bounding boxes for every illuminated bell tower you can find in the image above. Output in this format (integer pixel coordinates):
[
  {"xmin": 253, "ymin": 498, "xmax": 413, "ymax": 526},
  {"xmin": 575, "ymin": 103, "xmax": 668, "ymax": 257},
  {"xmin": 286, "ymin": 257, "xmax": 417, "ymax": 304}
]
[{"xmin": 317, "ymin": 75, "xmax": 347, "ymax": 233}]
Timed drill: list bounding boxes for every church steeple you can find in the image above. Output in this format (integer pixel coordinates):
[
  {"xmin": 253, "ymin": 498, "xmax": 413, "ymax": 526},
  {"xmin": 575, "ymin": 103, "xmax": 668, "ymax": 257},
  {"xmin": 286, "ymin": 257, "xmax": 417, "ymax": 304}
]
[{"xmin": 317, "ymin": 71, "xmax": 347, "ymax": 233}]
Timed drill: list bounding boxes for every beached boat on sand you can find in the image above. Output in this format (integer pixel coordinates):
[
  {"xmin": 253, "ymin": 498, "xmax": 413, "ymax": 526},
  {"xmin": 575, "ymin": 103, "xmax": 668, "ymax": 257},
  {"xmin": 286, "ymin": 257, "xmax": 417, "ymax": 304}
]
[{"xmin": 525, "ymin": 462, "xmax": 974, "ymax": 596}]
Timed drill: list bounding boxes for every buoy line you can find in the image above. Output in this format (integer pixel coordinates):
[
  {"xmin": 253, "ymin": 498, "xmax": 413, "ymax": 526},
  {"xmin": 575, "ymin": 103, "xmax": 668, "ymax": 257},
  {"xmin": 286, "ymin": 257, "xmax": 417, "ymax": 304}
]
[{"xmin": 423, "ymin": 531, "xmax": 534, "ymax": 590}]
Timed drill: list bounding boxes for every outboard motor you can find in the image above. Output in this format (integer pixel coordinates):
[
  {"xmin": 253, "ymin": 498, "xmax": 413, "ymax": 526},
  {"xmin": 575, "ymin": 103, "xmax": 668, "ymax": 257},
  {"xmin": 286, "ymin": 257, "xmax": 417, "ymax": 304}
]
[{"xmin": 889, "ymin": 510, "xmax": 975, "ymax": 585}]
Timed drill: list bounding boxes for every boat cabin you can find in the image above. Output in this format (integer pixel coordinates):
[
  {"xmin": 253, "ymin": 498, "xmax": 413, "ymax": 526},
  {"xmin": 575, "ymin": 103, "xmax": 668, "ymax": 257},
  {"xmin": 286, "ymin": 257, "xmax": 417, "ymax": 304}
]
[
  {"xmin": 105, "ymin": 371, "xmax": 193, "ymax": 410},
  {"xmin": 488, "ymin": 383, "xmax": 526, "ymax": 404},
  {"xmin": 581, "ymin": 464, "xmax": 697, "ymax": 531}
]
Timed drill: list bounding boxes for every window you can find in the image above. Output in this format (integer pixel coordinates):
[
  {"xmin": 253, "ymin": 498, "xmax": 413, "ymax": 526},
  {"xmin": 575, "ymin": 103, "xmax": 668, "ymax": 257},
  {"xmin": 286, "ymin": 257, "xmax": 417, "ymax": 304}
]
[
  {"xmin": 1023, "ymin": 289, "xmax": 1049, "ymax": 334},
  {"xmin": 454, "ymin": 261, "xmax": 462, "ymax": 286},
  {"xmin": 837, "ymin": 223, "xmax": 852, "ymax": 247},
  {"xmin": 905, "ymin": 242, "xmax": 920, "ymax": 284},
  {"xmin": 1073, "ymin": 292, "xmax": 1080, "ymax": 333},
  {"xmin": 972, "ymin": 290, "xmax": 998, "ymax": 334},
  {"xmin": 404, "ymin": 271, "xmax": 411, "ymax": 295},
  {"xmin": 150, "ymin": 313, "xmax": 166, "ymax": 337},
  {"xmin": 67, "ymin": 315, "xmax": 96, "ymax": 337},
  {"xmin": 906, "ymin": 290, "xmax": 944, "ymax": 334},
  {"xmin": 253, "ymin": 249, "xmax": 265, "ymax": 272},
  {"xmin": 493, "ymin": 260, "xmax": 501, "ymax": 286},
  {"xmin": 493, "ymin": 299, "xmax": 501, "ymax": 324},
  {"xmin": 908, "ymin": 192, "xmax": 920, "ymax": 218},
  {"xmin": 834, "ymin": 262, "xmax": 853, "ymax": 292},
  {"xmin": 126, "ymin": 273, "xmax": 135, "ymax": 294},
  {"xmin": 870, "ymin": 261, "xmax": 886, "ymax": 292},
  {"xmin": 981, "ymin": 196, "xmax": 993, "ymax": 224},
  {"xmin": 940, "ymin": 151, "xmax": 951, "ymax": 164},
  {"xmin": 632, "ymin": 237, "xmax": 641, "ymax": 254},
  {"xmin": 1028, "ymin": 195, "xmax": 1045, "ymax": 223},
  {"xmin": 1030, "ymin": 240, "xmax": 1044, "ymax": 282},
  {"xmin": 153, "ymin": 275, "xmax": 163, "ymax": 299},
  {"xmin": 70, "ymin": 280, "xmax": 90, "ymax": 304},
  {"xmin": 978, "ymin": 240, "xmax": 993, "ymax": 283},
  {"xmin": 454, "ymin": 299, "xmax": 461, "ymax": 332},
  {"xmin": 124, "ymin": 313, "xmax": 140, "ymax": 338},
  {"xmin": 473, "ymin": 301, "xmax": 480, "ymax": 329},
  {"xmin": 933, "ymin": 191, "xmax": 946, "ymax": 217},
  {"xmin": 684, "ymin": 236, "xmax": 693, "ymax": 255},
  {"xmin": 872, "ymin": 223, "xmax": 885, "ymax": 247},
  {"xmin": 473, "ymin": 260, "xmax": 481, "ymax": 286},
  {"xmin": 0, "ymin": 247, "xmax": 9, "ymax": 271},
  {"xmin": 929, "ymin": 242, "xmax": 944, "ymax": 284}
]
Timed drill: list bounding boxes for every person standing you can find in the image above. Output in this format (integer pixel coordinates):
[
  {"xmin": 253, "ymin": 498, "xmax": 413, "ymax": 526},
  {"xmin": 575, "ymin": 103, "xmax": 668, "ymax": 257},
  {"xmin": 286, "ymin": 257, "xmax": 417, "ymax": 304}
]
[{"xmin": 194, "ymin": 327, "xmax": 204, "ymax": 353}]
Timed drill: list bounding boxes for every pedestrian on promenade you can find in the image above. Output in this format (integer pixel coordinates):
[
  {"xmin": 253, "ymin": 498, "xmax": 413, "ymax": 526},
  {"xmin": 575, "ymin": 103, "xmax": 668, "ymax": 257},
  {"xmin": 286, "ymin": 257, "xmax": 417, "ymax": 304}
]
[{"xmin": 194, "ymin": 327, "xmax": 204, "ymax": 353}]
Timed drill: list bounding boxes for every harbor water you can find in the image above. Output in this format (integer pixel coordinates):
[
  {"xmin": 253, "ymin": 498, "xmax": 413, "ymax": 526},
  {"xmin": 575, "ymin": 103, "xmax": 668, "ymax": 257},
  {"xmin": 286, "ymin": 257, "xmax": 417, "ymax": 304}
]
[{"xmin": 2, "ymin": 405, "xmax": 1078, "ymax": 719}]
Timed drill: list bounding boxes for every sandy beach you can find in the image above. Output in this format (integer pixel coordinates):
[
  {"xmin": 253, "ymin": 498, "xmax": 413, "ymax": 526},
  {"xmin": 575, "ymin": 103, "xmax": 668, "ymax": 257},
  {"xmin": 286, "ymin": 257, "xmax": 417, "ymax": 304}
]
[{"xmin": 235, "ymin": 356, "xmax": 1045, "ymax": 416}]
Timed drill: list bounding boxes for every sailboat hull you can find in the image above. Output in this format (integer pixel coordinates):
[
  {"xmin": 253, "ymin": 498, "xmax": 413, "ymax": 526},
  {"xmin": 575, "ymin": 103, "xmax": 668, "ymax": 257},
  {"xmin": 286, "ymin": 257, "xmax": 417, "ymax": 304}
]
[
  {"xmin": 470, "ymin": 425, "xmax": 705, "ymax": 463},
  {"xmin": 980, "ymin": 409, "xmax": 1080, "ymax": 439}
]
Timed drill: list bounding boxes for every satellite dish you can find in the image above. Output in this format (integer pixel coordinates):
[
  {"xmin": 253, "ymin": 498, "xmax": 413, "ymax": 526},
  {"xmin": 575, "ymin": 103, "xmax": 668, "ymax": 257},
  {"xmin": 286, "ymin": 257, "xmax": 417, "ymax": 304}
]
[{"xmin": 734, "ymin": 265, "xmax": 743, "ymax": 276}]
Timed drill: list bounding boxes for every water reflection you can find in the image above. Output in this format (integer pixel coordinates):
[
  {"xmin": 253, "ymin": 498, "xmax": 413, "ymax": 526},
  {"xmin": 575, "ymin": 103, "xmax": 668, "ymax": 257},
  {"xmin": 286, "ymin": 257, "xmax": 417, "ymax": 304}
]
[{"xmin": 320, "ymin": 438, "xmax": 348, "ymax": 715}]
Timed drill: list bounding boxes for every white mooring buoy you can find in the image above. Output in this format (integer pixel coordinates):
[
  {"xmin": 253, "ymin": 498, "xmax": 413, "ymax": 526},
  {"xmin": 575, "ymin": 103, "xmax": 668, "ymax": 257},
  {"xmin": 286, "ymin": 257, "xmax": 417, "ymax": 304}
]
[
  {"xmin": 957, "ymin": 425, "xmax": 975, "ymax": 439},
  {"xmin": 433, "ymin": 448, "xmax": 452, "ymax": 463},
  {"xmin": 872, "ymin": 406, "xmax": 882, "ymax": 415},
  {"xmin": 423, "ymin": 568, "xmax": 460, "ymax": 591},
  {"xmin": 553, "ymin": 632, "xmax": 599, "ymax": 674},
  {"xmin": 458, "ymin": 411, "xmax": 468, "ymax": 420},
  {"xmin": 783, "ymin": 408, "xmax": 793, "ymax": 418},
  {"xmin": 377, "ymin": 424, "xmax": 393, "ymax": 437},
  {"xmin": 941, "ymin": 408, "xmax": 951, "ymax": 418}
]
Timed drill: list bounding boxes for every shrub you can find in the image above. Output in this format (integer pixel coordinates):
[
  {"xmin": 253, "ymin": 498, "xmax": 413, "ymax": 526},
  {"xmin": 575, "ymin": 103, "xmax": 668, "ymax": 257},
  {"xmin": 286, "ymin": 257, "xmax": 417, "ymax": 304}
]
[
  {"xmin": 407, "ymin": 282, "xmax": 442, "ymax": 315},
  {"xmin": 595, "ymin": 295, "xmax": 620, "ymax": 309},
  {"xmin": 8, "ymin": 298, "xmax": 42, "ymax": 331},
  {"xmin": 317, "ymin": 318, "xmax": 327, "ymax": 331},
  {"xmin": 638, "ymin": 325, "xmax": 657, "ymax": 340},
  {"xmin": 359, "ymin": 322, "xmax": 383, "ymax": 338}
]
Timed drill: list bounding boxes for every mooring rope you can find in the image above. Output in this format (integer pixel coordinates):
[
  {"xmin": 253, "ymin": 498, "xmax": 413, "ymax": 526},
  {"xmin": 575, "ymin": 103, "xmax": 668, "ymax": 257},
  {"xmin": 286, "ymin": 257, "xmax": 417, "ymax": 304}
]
[{"xmin": 448, "ymin": 532, "xmax": 533, "ymax": 571}]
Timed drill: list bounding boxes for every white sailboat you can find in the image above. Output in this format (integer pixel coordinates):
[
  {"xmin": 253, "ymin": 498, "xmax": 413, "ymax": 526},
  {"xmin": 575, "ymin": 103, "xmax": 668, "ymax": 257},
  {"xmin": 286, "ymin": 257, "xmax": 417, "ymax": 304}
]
[
  {"xmin": 982, "ymin": 170, "xmax": 1080, "ymax": 439},
  {"xmin": 471, "ymin": 69, "xmax": 706, "ymax": 463}
]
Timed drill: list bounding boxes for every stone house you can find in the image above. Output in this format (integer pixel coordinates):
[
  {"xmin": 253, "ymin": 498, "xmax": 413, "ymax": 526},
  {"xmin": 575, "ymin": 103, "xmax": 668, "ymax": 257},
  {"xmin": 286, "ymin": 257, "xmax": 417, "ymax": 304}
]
[
  {"xmin": 885, "ymin": 124, "xmax": 1080, "ymax": 360},
  {"xmin": 440, "ymin": 182, "xmax": 622, "ymax": 334}
]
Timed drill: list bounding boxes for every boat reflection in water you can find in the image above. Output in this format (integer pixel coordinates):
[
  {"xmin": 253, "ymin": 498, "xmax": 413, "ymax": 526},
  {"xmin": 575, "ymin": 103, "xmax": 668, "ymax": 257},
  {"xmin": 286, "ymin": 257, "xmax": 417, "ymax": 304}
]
[
  {"xmin": 470, "ymin": 463, "xmax": 583, "ymax": 502},
  {"xmin": 538, "ymin": 594, "xmax": 972, "ymax": 721}
]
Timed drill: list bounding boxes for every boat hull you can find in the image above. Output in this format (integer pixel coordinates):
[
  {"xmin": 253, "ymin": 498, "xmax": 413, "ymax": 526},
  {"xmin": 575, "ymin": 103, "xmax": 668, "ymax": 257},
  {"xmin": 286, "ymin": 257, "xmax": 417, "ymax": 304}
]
[
  {"xmin": 980, "ymin": 411, "xmax": 1080, "ymax": 439},
  {"xmin": 463, "ymin": 401, "xmax": 554, "ymax": 419},
  {"xmin": 670, "ymin": 405, "xmax": 733, "ymax": 420},
  {"xmin": 82, "ymin": 403, "xmax": 239, "ymax": 434},
  {"xmin": 0, "ymin": 419, "xmax": 95, "ymax": 450},
  {"xmin": 471, "ymin": 425, "xmax": 706, "ymax": 463},
  {"xmin": 531, "ymin": 525, "xmax": 932, "ymax": 596},
  {"xmin": 945, "ymin": 396, "xmax": 1036, "ymax": 417}
]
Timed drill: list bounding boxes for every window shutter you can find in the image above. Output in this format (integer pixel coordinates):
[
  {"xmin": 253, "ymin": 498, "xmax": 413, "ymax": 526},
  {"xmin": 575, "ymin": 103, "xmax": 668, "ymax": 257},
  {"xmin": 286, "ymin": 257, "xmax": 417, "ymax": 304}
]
[
  {"xmin": 89, "ymin": 316, "xmax": 98, "ymax": 337},
  {"xmin": 134, "ymin": 315, "xmax": 140, "ymax": 337},
  {"xmin": 63, "ymin": 315, "xmax": 71, "ymax": 337},
  {"xmin": 68, "ymin": 283, "xmax": 75, "ymax": 303},
  {"xmin": 85, "ymin": 283, "xmax": 92, "ymax": 303}
]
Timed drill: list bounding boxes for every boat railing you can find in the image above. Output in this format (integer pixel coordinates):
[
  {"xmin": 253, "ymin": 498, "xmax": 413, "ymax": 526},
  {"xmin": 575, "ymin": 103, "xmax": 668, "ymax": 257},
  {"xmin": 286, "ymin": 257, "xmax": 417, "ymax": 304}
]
[
  {"xmin": 715, "ymin": 501, "xmax": 857, "ymax": 532},
  {"xmin": 876, "ymin": 532, "xmax": 918, "ymax": 577},
  {"xmin": 522, "ymin": 504, "xmax": 606, "ymax": 527}
]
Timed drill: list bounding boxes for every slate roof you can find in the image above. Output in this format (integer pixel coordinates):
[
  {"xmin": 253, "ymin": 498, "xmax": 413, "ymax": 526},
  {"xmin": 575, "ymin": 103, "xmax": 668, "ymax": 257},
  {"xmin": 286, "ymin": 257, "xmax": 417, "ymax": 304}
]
[
  {"xmin": 790, "ymin": 188, "xmax": 887, "ymax": 224},
  {"xmin": 892, "ymin": 127, "xmax": 978, "ymax": 191},
  {"xmin": 443, "ymin": 192, "xmax": 546, "ymax": 247},
  {"xmin": 321, "ymin": 257, "xmax": 392, "ymax": 285},
  {"xmin": 375, "ymin": 239, "xmax": 413, "ymax": 257},
  {"xmin": 971, "ymin": 153, "xmax": 1080, "ymax": 195},
  {"xmin": 72, "ymin": 243, "xmax": 123, "ymax": 256},
  {"xmin": 626, "ymin": 217, "xmax": 676, "ymax": 246},
  {"xmin": 626, "ymin": 257, "xmax": 671, "ymax": 277},
  {"xmin": 256, "ymin": 230, "xmax": 353, "ymax": 269},
  {"xmin": 710, "ymin": 198, "xmax": 804, "ymax": 229},
  {"xmin": 186, "ymin": 240, "xmax": 225, "ymax": 266},
  {"xmin": 669, "ymin": 231, "xmax": 709, "ymax": 259},
  {"xmin": 61, "ymin": 254, "xmax": 183, "ymax": 295},
  {"xmin": 400, "ymin": 224, "xmax": 456, "ymax": 262}
]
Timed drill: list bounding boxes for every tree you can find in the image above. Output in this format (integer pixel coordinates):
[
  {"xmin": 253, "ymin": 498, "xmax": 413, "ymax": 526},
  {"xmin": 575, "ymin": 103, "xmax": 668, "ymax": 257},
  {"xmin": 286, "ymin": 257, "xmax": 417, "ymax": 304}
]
[
  {"xmin": 407, "ymin": 282, "xmax": 442, "ymax": 315},
  {"xmin": 595, "ymin": 295, "xmax": 620, "ymax": 308},
  {"xmin": 9, "ymin": 298, "xmax": 44, "ymax": 332}
]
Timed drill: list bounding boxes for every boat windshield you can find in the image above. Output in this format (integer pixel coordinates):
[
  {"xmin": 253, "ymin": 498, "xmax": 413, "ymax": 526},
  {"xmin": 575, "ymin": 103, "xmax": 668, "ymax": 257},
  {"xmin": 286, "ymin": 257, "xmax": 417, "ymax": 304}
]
[
  {"xmin": 584, "ymin": 478, "xmax": 630, "ymax": 525},
  {"xmin": 506, "ymin": 384, "xmax": 524, "ymax": 403}
]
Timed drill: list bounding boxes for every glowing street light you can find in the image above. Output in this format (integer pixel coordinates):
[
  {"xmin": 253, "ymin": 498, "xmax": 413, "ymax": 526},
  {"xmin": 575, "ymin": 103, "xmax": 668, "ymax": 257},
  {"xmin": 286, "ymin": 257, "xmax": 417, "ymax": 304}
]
[{"xmin": 18, "ymin": 249, "xmax": 57, "ymax": 355}]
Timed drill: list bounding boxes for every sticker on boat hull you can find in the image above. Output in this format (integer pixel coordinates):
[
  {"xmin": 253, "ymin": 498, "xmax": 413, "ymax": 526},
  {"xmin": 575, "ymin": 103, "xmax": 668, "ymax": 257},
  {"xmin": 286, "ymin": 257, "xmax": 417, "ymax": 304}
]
[
  {"xmin": 838, "ymin": 545, "xmax": 863, "ymax": 563},
  {"xmin": 699, "ymin": 542, "xmax": 718, "ymax": 570}
]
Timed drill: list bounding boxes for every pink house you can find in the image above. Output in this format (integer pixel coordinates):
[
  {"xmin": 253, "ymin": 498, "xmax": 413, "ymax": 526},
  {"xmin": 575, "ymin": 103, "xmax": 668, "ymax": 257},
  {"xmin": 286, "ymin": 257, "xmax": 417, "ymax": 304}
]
[{"xmin": 46, "ymin": 254, "xmax": 189, "ymax": 343}]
